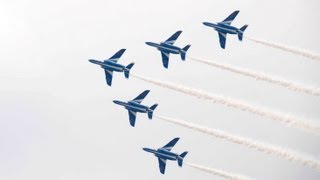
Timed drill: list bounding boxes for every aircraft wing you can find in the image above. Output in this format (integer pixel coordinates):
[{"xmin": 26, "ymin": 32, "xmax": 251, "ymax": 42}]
[
  {"xmin": 132, "ymin": 90, "xmax": 150, "ymax": 103},
  {"xmin": 158, "ymin": 158, "xmax": 167, "ymax": 174},
  {"xmin": 164, "ymin": 31, "xmax": 182, "ymax": 45},
  {"xmin": 220, "ymin": 10, "xmax": 240, "ymax": 25},
  {"xmin": 218, "ymin": 32, "xmax": 227, "ymax": 49},
  {"xmin": 104, "ymin": 49, "xmax": 126, "ymax": 63},
  {"xmin": 161, "ymin": 51, "xmax": 170, "ymax": 69},
  {"xmin": 128, "ymin": 110, "xmax": 137, "ymax": 127},
  {"xmin": 104, "ymin": 69, "xmax": 113, "ymax": 86},
  {"xmin": 162, "ymin": 137, "xmax": 180, "ymax": 151}
]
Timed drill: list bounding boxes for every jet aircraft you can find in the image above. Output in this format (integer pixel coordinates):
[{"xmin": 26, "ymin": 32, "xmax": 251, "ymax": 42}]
[
  {"xmin": 113, "ymin": 90, "xmax": 158, "ymax": 127},
  {"xmin": 89, "ymin": 49, "xmax": 134, "ymax": 86},
  {"xmin": 203, "ymin": 10, "xmax": 248, "ymax": 49},
  {"xmin": 143, "ymin": 137, "xmax": 188, "ymax": 174},
  {"xmin": 145, "ymin": 31, "xmax": 191, "ymax": 68}
]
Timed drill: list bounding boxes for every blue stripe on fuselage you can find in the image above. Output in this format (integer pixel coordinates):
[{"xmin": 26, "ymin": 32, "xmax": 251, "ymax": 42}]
[
  {"xmin": 147, "ymin": 42, "xmax": 181, "ymax": 54},
  {"xmin": 125, "ymin": 101, "xmax": 149, "ymax": 112},
  {"xmin": 204, "ymin": 22, "xmax": 239, "ymax": 34},
  {"xmin": 90, "ymin": 60, "xmax": 125, "ymax": 72},
  {"xmin": 155, "ymin": 148, "xmax": 178, "ymax": 161},
  {"xmin": 102, "ymin": 61, "xmax": 125, "ymax": 72}
]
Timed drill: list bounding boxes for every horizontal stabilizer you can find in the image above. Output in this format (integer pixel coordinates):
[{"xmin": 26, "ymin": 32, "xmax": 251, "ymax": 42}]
[
  {"xmin": 178, "ymin": 151, "xmax": 188, "ymax": 167},
  {"xmin": 148, "ymin": 104, "xmax": 158, "ymax": 119},
  {"xmin": 180, "ymin": 45, "xmax": 191, "ymax": 60},
  {"xmin": 124, "ymin": 62, "xmax": 135, "ymax": 78},
  {"xmin": 238, "ymin": 25, "xmax": 248, "ymax": 41}
]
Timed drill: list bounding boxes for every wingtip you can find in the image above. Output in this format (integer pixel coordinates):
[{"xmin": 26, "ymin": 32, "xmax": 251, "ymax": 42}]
[{"xmin": 175, "ymin": 30, "xmax": 183, "ymax": 35}]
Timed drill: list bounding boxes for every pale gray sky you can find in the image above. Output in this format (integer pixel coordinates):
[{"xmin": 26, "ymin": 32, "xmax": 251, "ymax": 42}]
[{"xmin": 0, "ymin": 0, "xmax": 319, "ymax": 179}]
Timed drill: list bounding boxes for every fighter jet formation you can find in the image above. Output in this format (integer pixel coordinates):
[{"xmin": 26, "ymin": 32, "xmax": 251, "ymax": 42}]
[{"xmin": 89, "ymin": 10, "xmax": 248, "ymax": 175}]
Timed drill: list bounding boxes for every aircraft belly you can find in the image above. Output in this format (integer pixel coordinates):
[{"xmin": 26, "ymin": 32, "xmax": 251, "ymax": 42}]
[
  {"xmin": 215, "ymin": 27, "xmax": 237, "ymax": 34},
  {"xmin": 102, "ymin": 64, "xmax": 123, "ymax": 72},
  {"xmin": 155, "ymin": 153, "xmax": 177, "ymax": 161},
  {"xmin": 126, "ymin": 105, "xmax": 147, "ymax": 113},
  {"xmin": 112, "ymin": 68, "xmax": 123, "ymax": 72},
  {"xmin": 158, "ymin": 47, "xmax": 180, "ymax": 54}
]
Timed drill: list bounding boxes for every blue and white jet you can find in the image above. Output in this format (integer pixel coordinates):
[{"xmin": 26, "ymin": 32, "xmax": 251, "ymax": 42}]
[
  {"xmin": 89, "ymin": 49, "xmax": 134, "ymax": 86},
  {"xmin": 113, "ymin": 90, "xmax": 158, "ymax": 127},
  {"xmin": 143, "ymin": 137, "xmax": 188, "ymax": 174},
  {"xmin": 146, "ymin": 31, "xmax": 191, "ymax": 69},
  {"xmin": 203, "ymin": 10, "xmax": 248, "ymax": 49}
]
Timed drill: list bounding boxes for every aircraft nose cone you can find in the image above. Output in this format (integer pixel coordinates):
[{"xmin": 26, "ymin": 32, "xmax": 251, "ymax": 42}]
[
  {"xmin": 145, "ymin": 42, "xmax": 152, "ymax": 46},
  {"xmin": 88, "ymin": 59, "xmax": 95, "ymax": 63},
  {"xmin": 203, "ymin": 22, "xmax": 210, "ymax": 26},
  {"xmin": 113, "ymin": 100, "xmax": 120, "ymax": 105},
  {"xmin": 143, "ymin": 148, "xmax": 153, "ymax": 153}
]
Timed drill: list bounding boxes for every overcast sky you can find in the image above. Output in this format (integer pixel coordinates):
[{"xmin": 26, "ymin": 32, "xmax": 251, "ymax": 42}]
[{"xmin": 0, "ymin": 0, "xmax": 320, "ymax": 179}]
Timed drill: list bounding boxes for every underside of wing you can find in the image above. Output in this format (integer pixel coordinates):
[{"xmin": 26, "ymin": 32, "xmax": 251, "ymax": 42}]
[
  {"xmin": 220, "ymin": 10, "xmax": 240, "ymax": 25},
  {"xmin": 158, "ymin": 158, "xmax": 167, "ymax": 174},
  {"xmin": 161, "ymin": 51, "xmax": 170, "ymax": 69},
  {"xmin": 164, "ymin": 31, "xmax": 182, "ymax": 45},
  {"xmin": 105, "ymin": 49, "xmax": 126, "ymax": 63},
  {"xmin": 162, "ymin": 137, "xmax": 179, "ymax": 151},
  {"xmin": 218, "ymin": 32, "xmax": 227, "ymax": 49},
  {"xmin": 128, "ymin": 110, "xmax": 137, "ymax": 127},
  {"xmin": 104, "ymin": 69, "xmax": 113, "ymax": 86},
  {"xmin": 132, "ymin": 90, "xmax": 150, "ymax": 103}
]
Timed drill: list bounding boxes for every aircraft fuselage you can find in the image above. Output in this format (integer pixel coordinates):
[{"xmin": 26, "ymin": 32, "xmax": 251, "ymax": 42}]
[
  {"xmin": 146, "ymin": 42, "xmax": 181, "ymax": 54},
  {"xmin": 143, "ymin": 148, "xmax": 179, "ymax": 161},
  {"xmin": 203, "ymin": 22, "xmax": 239, "ymax": 34},
  {"xmin": 113, "ymin": 100, "xmax": 149, "ymax": 113},
  {"xmin": 89, "ymin": 59, "xmax": 125, "ymax": 72}
]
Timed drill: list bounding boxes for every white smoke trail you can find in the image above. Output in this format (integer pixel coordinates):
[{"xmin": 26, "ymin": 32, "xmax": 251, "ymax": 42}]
[
  {"xmin": 185, "ymin": 162, "xmax": 253, "ymax": 180},
  {"xmin": 156, "ymin": 115, "xmax": 320, "ymax": 171},
  {"xmin": 188, "ymin": 56, "xmax": 320, "ymax": 96},
  {"xmin": 131, "ymin": 73, "xmax": 320, "ymax": 134},
  {"xmin": 246, "ymin": 36, "xmax": 320, "ymax": 62}
]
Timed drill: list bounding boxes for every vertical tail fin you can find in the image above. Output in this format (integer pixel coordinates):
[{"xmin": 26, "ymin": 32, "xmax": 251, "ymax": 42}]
[
  {"xmin": 124, "ymin": 63, "xmax": 135, "ymax": 78},
  {"xmin": 238, "ymin": 25, "xmax": 248, "ymax": 41},
  {"xmin": 180, "ymin": 45, "xmax": 191, "ymax": 61},
  {"xmin": 147, "ymin": 104, "xmax": 158, "ymax": 119},
  {"xmin": 177, "ymin": 151, "xmax": 188, "ymax": 167}
]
